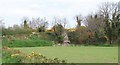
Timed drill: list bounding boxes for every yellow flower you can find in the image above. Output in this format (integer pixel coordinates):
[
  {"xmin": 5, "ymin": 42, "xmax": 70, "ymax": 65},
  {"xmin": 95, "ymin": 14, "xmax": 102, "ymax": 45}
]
[
  {"xmin": 7, "ymin": 47, "xmax": 10, "ymax": 50},
  {"xmin": 28, "ymin": 55, "xmax": 31, "ymax": 58},
  {"xmin": 26, "ymin": 55, "xmax": 31, "ymax": 58},
  {"xmin": 11, "ymin": 53, "xmax": 19, "ymax": 57},
  {"xmin": 32, "ymin": 51, "xmax": 35, "ymax": 54},
  {"xmin": 14, "ymin": 54, "xmax": 19, "ymax": 56},
  {"xmin": 32, "ymin": 51, "xmax": 35, "ymax": 56},
  {"xmin": 11, "ymin": 54, "xmax": 15, "ymax": 57},
  {"xmin": 39, "ymin": 53, "xmax": 42, "ymax": 56}
]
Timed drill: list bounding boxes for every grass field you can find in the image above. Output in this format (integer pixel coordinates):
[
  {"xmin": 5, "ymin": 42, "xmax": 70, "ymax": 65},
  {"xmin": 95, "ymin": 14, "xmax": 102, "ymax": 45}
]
[{"xmin": 14, "ymin": 46, "xmax": 118, "ymax": 63}]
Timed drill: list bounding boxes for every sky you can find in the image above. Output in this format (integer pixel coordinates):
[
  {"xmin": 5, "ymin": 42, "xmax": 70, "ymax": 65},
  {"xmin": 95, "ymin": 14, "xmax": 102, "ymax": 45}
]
[{"xmin": 0, "ymin": 0, "xmax": 119, "ymax": 28}]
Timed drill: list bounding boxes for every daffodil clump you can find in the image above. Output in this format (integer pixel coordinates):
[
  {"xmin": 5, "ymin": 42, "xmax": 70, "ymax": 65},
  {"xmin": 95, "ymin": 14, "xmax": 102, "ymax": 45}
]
[
  {"xmin": 2, "ymin": 46, "xmax": 66, "ymax": 63},
  {"xmin": 2, "ymin": 46, "xmax": 23, "ymax": 63},
  {"xmin": 23, "ymin": 51, "xmax": 66, "ymax": 63}
]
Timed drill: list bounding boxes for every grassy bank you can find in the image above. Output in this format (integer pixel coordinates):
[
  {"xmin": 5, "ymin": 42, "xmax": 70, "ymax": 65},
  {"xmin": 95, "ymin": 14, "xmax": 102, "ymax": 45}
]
[{"xmin": 14, "ymin": 46, "xmax": 118, "ymax": 63}]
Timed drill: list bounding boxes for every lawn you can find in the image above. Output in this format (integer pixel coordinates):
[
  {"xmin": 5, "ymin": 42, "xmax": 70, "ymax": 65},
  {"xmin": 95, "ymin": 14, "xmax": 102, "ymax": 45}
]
[{"xmin": 14, "ymin": 46, "xmax": 118, "ymax": 63}]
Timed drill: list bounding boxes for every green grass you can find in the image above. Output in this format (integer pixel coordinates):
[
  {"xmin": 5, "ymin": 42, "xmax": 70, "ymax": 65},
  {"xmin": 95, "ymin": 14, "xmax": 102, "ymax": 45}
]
[
  {"xmin": 2, "ymin": 37, "xmax": 53, "ymax": 47},
  {"xmin": 14, "ymin": 46, "xmax": 118, "ymax": 63}
]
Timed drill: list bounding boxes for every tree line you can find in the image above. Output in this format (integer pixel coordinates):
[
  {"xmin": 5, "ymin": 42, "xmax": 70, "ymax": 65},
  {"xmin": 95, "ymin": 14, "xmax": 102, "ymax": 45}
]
[{"xmin": 1, "ymin": 2, "xmax": 120, "ymax": 45}]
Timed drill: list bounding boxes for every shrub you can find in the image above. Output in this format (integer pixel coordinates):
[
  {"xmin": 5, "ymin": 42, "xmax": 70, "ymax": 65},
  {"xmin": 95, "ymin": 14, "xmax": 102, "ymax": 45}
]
[
  {"xmin": 2, "ymin": 36, "xmax": 53, "ymax": 47},
  {"xmin": 8, "ymin": 39, "xmax": 52, "ymax": 47},
  {"xmin": 68, "ymin": 26, "xmax": 90, "ymax": 45},
  {"xmin": 2, "ymin": 47, "xmax": 66, "ymax": 63},
  {"xmin": 2, "ymin": 28, "xmax": 32, "ymax": 35},
  {"xmin": 2, "ymin": 47, "xmax": 23, "ymax": 63}
]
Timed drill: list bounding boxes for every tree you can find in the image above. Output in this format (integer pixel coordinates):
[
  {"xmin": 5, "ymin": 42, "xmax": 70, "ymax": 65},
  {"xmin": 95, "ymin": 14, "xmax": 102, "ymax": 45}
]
[
  {"xmin": 52, "ymin": 17, "xmax": 68, "ymax": 28},
  {"xmin": 99, "ymin": 2, "xmax": 119, "ymax": 44},
  {"xmin": 52, "ymin": 23, "xmax": 64, "ymax": 43},
  {"xmin": 85, "ymin": 14, "xmax": 105, "ymax": 32},
  {"xmin": 67, "ymin": 14, "xmax": 92, "ymax": 45},
  {"xmin": 84, "ymin": 14, "xmax": 106, "ymax": 44},
  {"xmin": 29, "ymin": 18, "xmax": 48, "ymax": 32},
  {"xmin": 21, "ymin": 17, "xmax": 29, "ymax": 29},
  {"xmin": 75, "ymin": 15, "xmax": 82, "ymax": 28},
  {"xmin": 51, "ymin": 18, "xmax": 70, "ymax": 44}
]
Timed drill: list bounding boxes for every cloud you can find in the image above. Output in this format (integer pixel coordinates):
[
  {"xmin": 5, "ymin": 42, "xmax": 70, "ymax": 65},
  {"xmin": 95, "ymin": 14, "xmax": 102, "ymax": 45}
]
[{"xmin": 0, "ymin": 0, "xmax": 119, "ymax": 28}]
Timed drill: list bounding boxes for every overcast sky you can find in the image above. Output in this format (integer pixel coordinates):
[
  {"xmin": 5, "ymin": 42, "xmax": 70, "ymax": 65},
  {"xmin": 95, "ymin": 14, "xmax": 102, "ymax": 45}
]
[{"xmin": 0, "ymin": 0, "xmax": 119, "ymax": 28}]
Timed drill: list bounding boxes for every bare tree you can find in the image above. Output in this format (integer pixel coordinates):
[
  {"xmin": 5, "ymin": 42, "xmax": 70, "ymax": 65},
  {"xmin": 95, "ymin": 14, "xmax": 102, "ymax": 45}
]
[
  {"xmin": 75, "ymin": 14, "xmax": 82, "ymax": 27},
  {"xmin": 99, "ymin": 2, "xmax": 119, "ymax": 44},
  {"xmin": 52, "ymin": 17, "xmax": 68, "ymax": 28},
  {"xmin": 29, "ymin": 17, "xmax": 48, "ymax": 32},
  {"xmin": 85, "ymin": 14, "xmax": 105, "ymax": 32},
  {"xmin": 21, "ymin": 17, "xmax": 30, "ymax": 28},
  {"xmin": 99, "ymin": 2, "xmax": 118, "ymax": 17}
]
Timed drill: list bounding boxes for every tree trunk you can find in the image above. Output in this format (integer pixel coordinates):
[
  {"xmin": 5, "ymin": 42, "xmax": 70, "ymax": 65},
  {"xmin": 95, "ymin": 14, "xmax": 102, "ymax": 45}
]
[{"xmin": 109, "ymin": 38, "xmax": 112, "ymax": 44}]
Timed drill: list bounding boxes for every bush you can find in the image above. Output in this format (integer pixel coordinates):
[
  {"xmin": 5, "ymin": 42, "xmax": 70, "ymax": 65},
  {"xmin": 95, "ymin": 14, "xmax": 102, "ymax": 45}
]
[
  {"xmin": 2, "ymin": 47, "xmax": 66, "ymax": 63},
  {"xmin": 2, "ymin": 28, "xmax": 32, "ymax": 35},
  {"xmin": 2, "ymin": 35, "xmax": 53, "ymax": 47},
  {"xmin": 6, "ymin": 39, "xmax": 52, "ymax": 47},
  {"xmin": 2, "ymin": 47, "xmax": 23, "ymax": 63}
]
